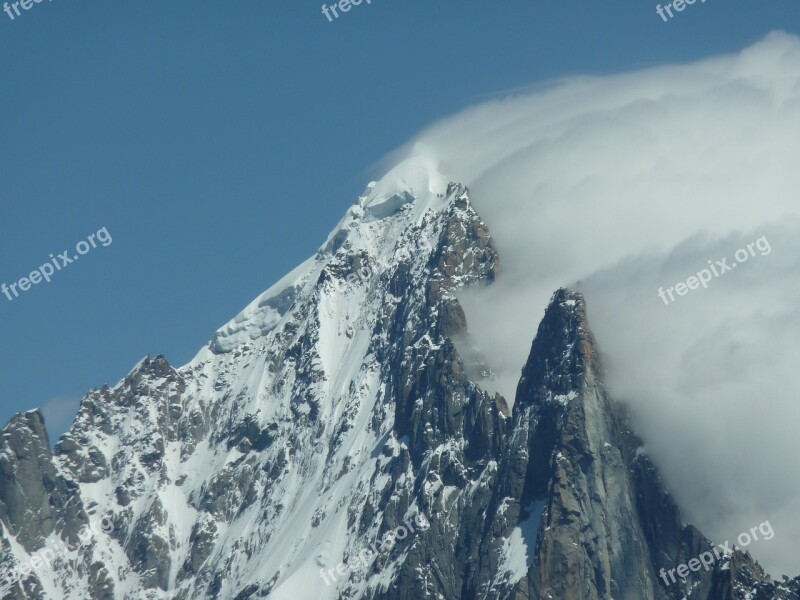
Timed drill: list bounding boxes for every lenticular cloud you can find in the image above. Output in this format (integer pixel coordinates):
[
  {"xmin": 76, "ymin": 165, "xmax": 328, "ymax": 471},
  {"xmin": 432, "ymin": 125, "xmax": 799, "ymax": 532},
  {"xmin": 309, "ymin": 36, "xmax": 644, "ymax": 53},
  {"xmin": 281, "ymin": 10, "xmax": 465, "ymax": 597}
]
[{"xmin": 390, "ymin": 31, "xmax": 800, "ymax": 576}]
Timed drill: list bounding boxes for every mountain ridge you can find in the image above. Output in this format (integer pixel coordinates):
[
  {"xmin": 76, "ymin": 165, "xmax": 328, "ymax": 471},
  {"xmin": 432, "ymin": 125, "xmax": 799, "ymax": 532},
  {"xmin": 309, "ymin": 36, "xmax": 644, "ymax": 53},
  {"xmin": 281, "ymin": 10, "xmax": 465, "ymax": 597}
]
[{"xmin": 1, "ymin": 161, "xmax": 797, "ymax": 599}]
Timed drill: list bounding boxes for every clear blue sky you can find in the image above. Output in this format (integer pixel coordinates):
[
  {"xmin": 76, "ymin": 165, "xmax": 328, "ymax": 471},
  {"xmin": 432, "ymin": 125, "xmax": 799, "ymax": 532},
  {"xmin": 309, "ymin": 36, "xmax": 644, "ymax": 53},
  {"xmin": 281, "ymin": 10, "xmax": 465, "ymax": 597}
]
[{"xmin": 1, "ymin": 0, "xmax": 798, "ymax": 439}]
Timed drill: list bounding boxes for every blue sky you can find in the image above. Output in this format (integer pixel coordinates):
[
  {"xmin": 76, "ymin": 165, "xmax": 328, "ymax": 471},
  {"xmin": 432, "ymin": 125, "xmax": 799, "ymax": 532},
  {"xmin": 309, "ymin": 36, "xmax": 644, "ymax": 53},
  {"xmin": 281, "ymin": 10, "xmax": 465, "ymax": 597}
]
[{"xmin": 1, "ymin": 0, "xmax": 798, "ymax": 440}]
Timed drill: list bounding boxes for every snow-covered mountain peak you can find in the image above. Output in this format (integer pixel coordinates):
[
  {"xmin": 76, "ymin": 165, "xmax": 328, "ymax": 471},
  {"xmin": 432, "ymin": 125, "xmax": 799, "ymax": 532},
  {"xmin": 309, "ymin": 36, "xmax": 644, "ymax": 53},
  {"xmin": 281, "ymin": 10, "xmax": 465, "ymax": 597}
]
[
  {"xmin": 18, "ymin": 168, "xmax": 499, "ymax": 599},
  {"xmin": 359, "ymin": 154, "xmax": 451, "ymax": 215},
  {"xmin": 209, "ymin": 160, "xmax": 471, "ymax": 358}
]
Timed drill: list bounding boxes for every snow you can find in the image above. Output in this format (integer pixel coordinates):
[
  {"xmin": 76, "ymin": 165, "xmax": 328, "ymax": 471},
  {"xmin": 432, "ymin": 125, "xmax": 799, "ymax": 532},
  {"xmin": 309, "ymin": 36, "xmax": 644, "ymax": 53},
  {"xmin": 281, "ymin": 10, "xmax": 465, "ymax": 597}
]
[
  {"xmin": 362, "ymin": 154, "xmax": 451, "ymax": 223},
  {"xmin": 211, "ymin": 257, "xmax": 316, "ymax": 354},
  {"xmin": 551, "ymin": 390, "xmax": 578, "ymax": 405},
  {"xmin": 496, "ymin": 499, "xmax": 545, "ymax": 585}
]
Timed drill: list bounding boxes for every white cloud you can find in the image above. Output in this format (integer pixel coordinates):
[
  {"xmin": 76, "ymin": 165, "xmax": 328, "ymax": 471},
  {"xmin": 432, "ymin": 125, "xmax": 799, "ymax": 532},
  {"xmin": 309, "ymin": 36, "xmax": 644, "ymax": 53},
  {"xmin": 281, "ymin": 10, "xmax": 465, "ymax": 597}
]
[
  {"xmin": 40, "ymin": 396, "xmax": 81, "ymax": 443},
  {"xmin": 391, "ymin": 31, "xmax": 800, "ymax": 576}
]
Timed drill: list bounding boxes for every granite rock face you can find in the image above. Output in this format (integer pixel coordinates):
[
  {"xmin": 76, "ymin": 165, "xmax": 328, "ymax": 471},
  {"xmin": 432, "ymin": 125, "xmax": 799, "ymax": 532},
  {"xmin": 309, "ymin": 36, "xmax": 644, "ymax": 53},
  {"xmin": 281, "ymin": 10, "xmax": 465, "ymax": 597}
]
[{"xmin": 0, "ymin": 168, "xmax": 796, "ymax": 599}]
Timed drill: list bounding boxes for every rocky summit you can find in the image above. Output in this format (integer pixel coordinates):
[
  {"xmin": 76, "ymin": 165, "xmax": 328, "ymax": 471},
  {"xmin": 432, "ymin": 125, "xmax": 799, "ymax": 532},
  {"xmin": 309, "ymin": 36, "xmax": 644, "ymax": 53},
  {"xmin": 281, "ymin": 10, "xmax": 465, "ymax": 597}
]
[{"xmin": 1, "ymin": 159, "xmax": 798, "ymax": 599}]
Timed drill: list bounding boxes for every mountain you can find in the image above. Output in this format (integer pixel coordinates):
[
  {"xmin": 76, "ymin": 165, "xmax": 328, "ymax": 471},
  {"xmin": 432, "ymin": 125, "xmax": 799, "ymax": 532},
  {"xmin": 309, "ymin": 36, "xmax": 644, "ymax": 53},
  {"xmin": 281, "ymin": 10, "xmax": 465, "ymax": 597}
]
[{"xmin": 1, "ymin": 158, "xmax": 797, "ymax": 600}]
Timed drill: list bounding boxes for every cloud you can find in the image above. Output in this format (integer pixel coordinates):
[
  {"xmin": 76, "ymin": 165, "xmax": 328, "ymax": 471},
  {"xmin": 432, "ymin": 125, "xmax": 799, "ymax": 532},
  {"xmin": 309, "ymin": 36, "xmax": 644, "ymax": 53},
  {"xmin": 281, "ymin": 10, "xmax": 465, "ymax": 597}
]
[
  {"xmin": 390, "ymin": 31, "xmax": 800, "ymax": 576},
  {"xmin": 40, "ymin": 396, "xmax": 81, "ymax": 443}
]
